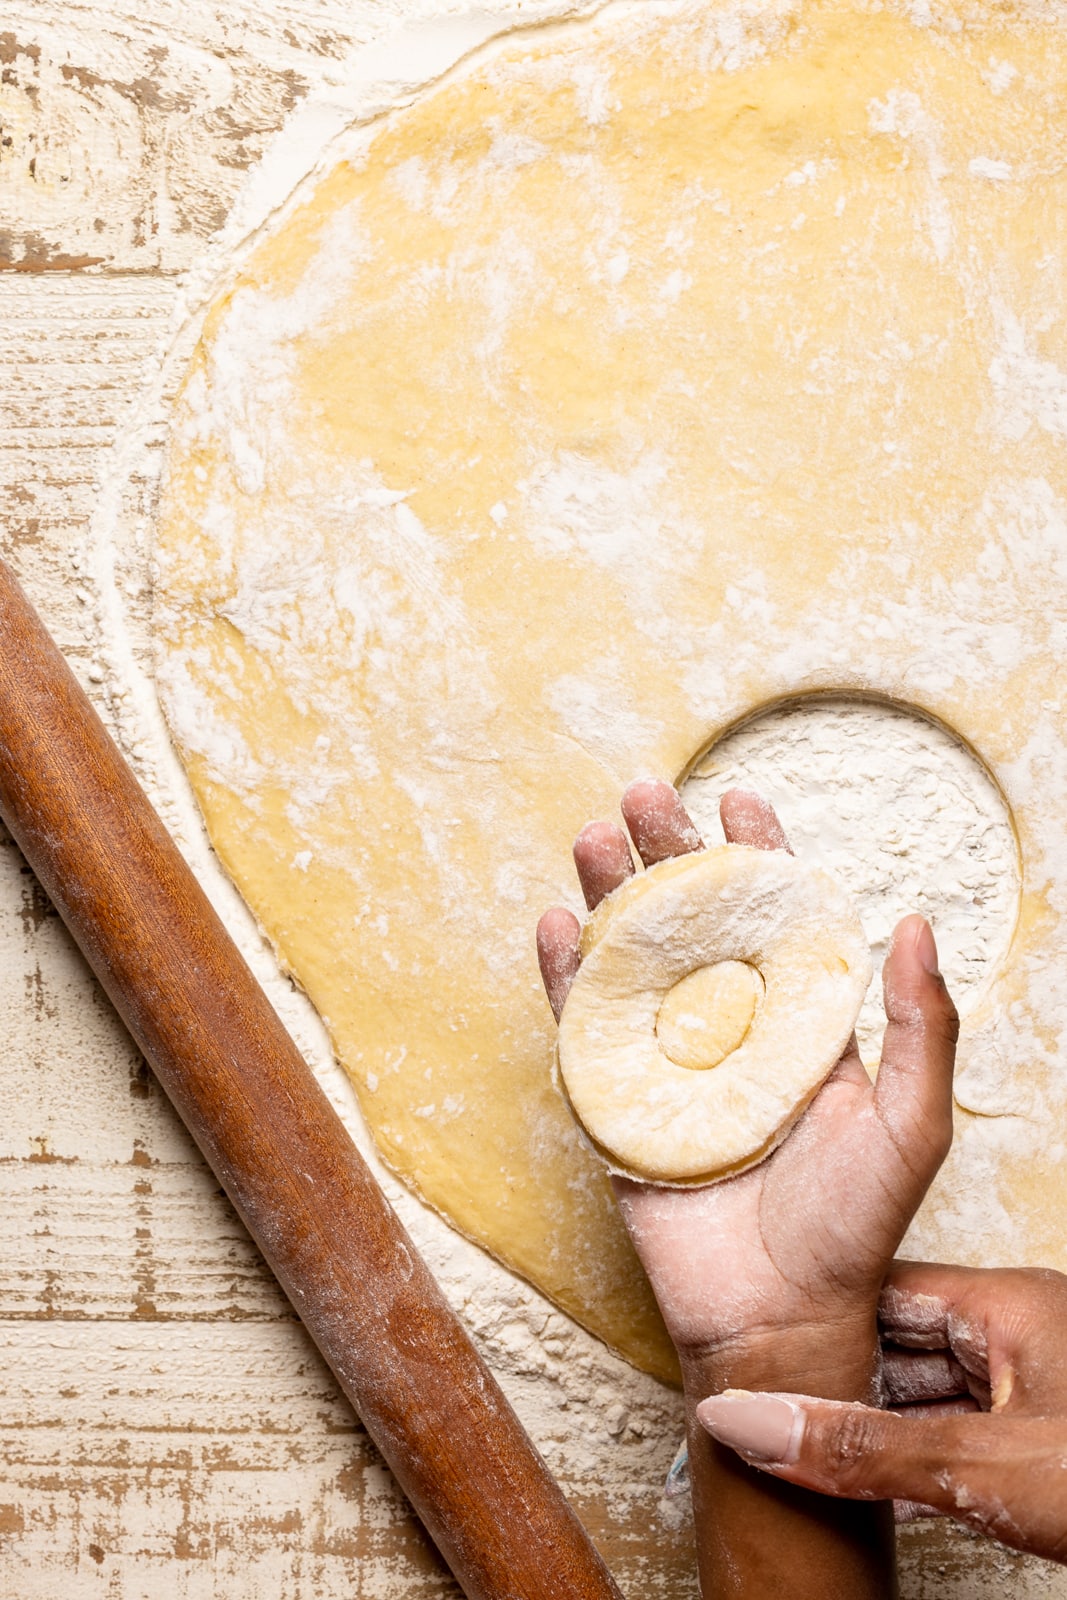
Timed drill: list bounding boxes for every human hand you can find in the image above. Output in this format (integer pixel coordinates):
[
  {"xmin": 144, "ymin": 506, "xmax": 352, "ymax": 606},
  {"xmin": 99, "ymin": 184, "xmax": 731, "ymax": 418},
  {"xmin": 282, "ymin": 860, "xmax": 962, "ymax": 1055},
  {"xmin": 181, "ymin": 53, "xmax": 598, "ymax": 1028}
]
[
  {"xmin": 696, "ymin": 1259, "xmax": 1067, "ymax": 1562},
  {"xmin": 537, "ymin": 780, "xmax": 959, "ymax": 1395}
]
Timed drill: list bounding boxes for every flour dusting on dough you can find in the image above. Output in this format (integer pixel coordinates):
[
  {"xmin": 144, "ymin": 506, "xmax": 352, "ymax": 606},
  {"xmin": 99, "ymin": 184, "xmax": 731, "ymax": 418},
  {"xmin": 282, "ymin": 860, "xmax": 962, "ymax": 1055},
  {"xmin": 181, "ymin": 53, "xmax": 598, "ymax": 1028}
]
[{"xmin": 151, "ymin": 0, "xmax": 1067, "ymax": 1409}]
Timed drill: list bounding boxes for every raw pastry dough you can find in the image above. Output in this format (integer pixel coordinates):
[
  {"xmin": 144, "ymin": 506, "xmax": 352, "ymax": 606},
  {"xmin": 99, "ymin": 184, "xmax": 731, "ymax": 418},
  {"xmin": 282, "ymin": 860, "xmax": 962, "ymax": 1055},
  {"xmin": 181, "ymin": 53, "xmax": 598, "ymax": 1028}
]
[
  {"xmin": 154, "ymin": 0, "xmax": 1067, "ymax": 1384},
  {"xmin": 655, "ymin": 959, "xmax": 763, "ymax": 1073},
  {"xmin": 557, "ymin": 847, "xmax": 872, "ymax": 1182}
]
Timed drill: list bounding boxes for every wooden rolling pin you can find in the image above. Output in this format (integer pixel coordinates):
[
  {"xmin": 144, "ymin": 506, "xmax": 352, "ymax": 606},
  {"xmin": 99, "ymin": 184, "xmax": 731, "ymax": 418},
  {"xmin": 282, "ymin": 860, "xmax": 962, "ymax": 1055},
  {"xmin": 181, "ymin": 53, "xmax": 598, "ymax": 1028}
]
[{"xmin": 0, "ymin": 558, "xmax": 625, "ymax": 1600}]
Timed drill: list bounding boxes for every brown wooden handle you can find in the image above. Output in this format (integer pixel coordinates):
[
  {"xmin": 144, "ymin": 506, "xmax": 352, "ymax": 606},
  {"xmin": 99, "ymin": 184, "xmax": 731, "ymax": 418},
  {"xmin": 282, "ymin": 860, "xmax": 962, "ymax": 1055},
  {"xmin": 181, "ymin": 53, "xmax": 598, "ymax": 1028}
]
[{"xmin": 0, "ymin": 558, "xmax": 624, "ymax": 1600}]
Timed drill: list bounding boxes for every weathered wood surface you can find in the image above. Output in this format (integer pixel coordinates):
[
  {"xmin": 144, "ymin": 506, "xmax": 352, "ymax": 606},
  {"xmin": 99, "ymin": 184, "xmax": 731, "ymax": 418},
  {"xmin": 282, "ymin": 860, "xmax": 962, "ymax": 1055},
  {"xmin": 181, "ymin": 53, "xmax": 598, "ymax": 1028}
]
[
  {"xmin": 0, "ymin": 1321, "xmax": 456, "ymax": 1597},
  {"xmin": 1, "ymin": 1, "xmax": 388, "ymax": 273}
]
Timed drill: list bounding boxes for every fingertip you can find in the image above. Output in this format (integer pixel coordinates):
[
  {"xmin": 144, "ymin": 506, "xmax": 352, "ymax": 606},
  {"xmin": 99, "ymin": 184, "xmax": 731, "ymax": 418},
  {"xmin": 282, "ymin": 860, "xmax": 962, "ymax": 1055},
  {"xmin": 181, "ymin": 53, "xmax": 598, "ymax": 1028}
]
[
  {"xmin": 621, "ymin": 776, "xmax": 676, "ymax": 809},
  {"xmin": 875, "ymin": 915, "xmax": 958, "ymax": 1156},
  {"xmin": 537, "ymin": 904, "xmax": 581, "ymax": 944},
  {"xmin": 574, "ymin": 819, "xmax": 616, "ymax": 851},
  {"xmin": 878, "ymin": 1265, "xmax": 950, "ymax": 1346},
  {"xmin": 695, "ymin": 1390, "xmax": 806, "ymax": 1466},
  {"xmin": 572, "ymin": 819, "xmax": 634, "ymax": 910},
  {"xmin": 620, "ymin": 777, "xmax": 687, "ymax": 830},
  {"xmin": 536, "ymin": 906, "xmax": 582, "ymax": 1022},
  {"xmin": 621, "ymin": 777, "xmax": 702, "ymax": 864},
  {"xmin": 887, "ymin": 913, "xmax": 939, "ymax": 979},
  {"xmin": 882, "ymin": 915, "xmax": 958, "ymax": 1036},
  {"xmin": 719, "ymin": 788, "xmax": 793, "ymax": 854},
  {"xmin": 894, "ymin": 1499, "xmax": 943, "ymax": 1523},
  {"xmin": 913, "ymin": 916, "xmax": 940, "ymax": 977}
]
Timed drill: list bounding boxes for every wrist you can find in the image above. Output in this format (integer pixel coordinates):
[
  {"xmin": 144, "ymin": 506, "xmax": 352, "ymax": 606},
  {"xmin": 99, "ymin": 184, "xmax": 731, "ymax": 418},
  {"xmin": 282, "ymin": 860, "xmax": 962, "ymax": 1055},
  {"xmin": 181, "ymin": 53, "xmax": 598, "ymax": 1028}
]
[{"xmin": 679, "ymin": 1312, "xmax": 882, "ymax": 1406}]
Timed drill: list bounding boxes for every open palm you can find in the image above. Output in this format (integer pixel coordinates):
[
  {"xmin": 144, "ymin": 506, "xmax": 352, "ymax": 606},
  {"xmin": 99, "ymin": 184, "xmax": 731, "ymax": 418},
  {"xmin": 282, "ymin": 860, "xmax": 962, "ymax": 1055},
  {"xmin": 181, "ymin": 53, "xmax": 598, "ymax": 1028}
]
[{"xmin": 537, "ymin": 781, "xmax": 959, "ymax": 1367}]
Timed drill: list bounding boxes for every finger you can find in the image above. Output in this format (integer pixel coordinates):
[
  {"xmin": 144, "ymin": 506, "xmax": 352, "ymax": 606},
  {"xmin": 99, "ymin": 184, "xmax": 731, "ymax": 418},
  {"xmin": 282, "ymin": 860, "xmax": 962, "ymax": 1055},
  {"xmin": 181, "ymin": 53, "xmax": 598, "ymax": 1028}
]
[
  {"xmin": 880, "ymin": 1262, "xmax": 1031, "ymax": 1362},
  {"xmin": 536, "ymin": 907, "xmax": 581, "ymax": 1021},
  {"xmin": 882, "ymin": 1260, "xmax": 1067, "ymax": 1416},
  {"xmin": 717, "ymin": 784, "xmax": 861, "ymax": 1092},
  {"xmin": 873, "ymin": 915, "xmax": 959, "ymax": 1164},
  {"xmin": 572, "ymin": 820, "xmax": 634, "ymax": 911},
  {"xmin": 696, "ymin": 1390, "xmax": 1067, "ymax": 1559},
  {"xmin": 880, "ymin": 1260, "xmax": 1000, "ymax": 1400},
  {"xmin": 894, "ymin": 1499, "xmax": 943, "ymax": 1523},
  {"xmin": 719, "ymin": 788, "xmax": 793, "ymax": 854},
  {"xmin": 620, "ymin": 778, "xmax": 702, "ymax": 866},
  {"xmin": 890, "ymin": 1398, "xmax": 983, "ymax": 1420},
  {"xmin": 879, "ymin": 1259, "xmax": 955, "ymax": 1346},
  {"xmin": 882, "ymin": 1348, "xmax": 970, "ymax": 1405},
  {"xmin": 894, "ymin": 1401, "xmax": 981, "ymax": 1522}
]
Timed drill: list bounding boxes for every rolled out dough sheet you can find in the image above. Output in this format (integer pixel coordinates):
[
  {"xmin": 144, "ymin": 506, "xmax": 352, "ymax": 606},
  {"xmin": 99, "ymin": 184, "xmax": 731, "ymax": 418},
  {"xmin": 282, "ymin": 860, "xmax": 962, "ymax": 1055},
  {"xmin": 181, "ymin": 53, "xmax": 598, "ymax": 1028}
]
[{"xmin": 155, "ymin": 0, "xmax": 1067, "ymax": 1385}]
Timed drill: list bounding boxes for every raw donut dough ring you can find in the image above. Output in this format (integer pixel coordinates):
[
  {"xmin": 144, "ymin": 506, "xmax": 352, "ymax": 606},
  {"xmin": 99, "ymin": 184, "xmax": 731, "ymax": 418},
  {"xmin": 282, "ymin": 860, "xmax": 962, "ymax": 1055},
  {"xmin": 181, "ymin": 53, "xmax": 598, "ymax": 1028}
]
[{"xmin": 557, "ymin": 846, "xmax": 873, "ymax": 1185}]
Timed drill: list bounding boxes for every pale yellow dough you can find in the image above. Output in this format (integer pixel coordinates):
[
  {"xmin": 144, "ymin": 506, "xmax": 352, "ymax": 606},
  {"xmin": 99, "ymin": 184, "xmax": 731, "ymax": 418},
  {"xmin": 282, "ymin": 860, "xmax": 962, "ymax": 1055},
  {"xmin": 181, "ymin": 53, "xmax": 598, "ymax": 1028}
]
[
  {"xmin": 155, "ymin": 0, "xmax": 1067, "ymax": 1384},
  {"xmin": 558, "ymin": 847, "xmax": 872, "ymax": 1182},
  {"xmin": 656, "ymin": 959, "xmax": 763, "ymax": 1073}
]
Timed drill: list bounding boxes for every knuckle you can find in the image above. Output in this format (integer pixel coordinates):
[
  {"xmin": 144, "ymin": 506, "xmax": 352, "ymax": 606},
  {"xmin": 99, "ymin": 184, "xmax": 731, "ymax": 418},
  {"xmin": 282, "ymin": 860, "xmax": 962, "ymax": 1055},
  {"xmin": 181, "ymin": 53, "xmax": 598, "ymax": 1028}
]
[
  {"xmin": 991, "ymin": 1264, "xmax": 1067, "ymax": 1309},
  {"xmin": 1019, "ymin": 1265, "xmax": 1067, "ymax": 1324},
  {"xmin": 1026, "ymin": 1265, "xmax": 1067, "ymax": 1298},
  {"xmin": 926, "ymin": 1114, "xmax": 954, "ymax": 1166},
  {"xmin": 819, "ymin": 1408, "xmax": 890, "ymax": 1491},
  {"xmin": 932, "ymin": 980, "xmax": 961, "ymax": 1045},
  {"xmin": 903, "ymin": 1104, "xmax": 953, "ymax": 1171}
]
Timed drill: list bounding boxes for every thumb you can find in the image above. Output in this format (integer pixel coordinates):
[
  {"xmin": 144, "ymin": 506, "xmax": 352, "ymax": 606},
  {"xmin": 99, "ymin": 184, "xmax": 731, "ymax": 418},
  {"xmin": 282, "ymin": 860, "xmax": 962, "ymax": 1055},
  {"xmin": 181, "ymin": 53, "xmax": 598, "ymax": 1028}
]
[
  {"xmin": 696, "ymin": 1389, "xmax": 1067, "ymax": 1562},
  {"xmin": 873, "ymin": 914, "xmax": 958, "ymax": 1162}
]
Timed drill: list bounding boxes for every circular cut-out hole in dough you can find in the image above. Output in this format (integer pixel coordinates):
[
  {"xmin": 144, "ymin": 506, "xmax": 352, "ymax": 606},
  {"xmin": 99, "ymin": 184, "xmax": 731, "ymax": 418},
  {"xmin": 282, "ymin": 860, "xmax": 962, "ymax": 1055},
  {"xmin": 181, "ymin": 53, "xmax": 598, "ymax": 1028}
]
[
  {"xmin": 656, "ymin": 959, "xmax": 763, "ymax": 1070},
  {"xmin": 680, "ymin": 697, "xmax": 1020, "ymax": 1064}
]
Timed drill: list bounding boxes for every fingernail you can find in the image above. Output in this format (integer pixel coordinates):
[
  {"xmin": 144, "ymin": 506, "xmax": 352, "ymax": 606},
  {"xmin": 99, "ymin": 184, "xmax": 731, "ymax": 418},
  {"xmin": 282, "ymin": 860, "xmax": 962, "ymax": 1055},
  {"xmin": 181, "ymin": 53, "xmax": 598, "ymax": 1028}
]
[
  {"xmin": 695, "ymin": 1390, "xmax": 804, "ymax": 1464},
  {"xmin": 991, "ymin": 1364, "xmax": 1015, "ymax": 1413},
  {"xmin": 914, "ymin": 919, "xmax": 940, "ymax": 976}
]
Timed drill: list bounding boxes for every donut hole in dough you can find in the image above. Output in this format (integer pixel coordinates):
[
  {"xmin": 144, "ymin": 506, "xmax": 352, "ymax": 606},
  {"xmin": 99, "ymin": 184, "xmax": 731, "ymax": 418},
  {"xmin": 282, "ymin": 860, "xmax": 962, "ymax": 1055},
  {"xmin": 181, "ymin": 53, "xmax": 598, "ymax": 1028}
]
[
  {"xmin": 557, "ymin": 847, "xmax": 872, "ymax": 1185},
  {"xmin": 655, "ymin": 960, "xmax": 765, "ymax": 1071}
]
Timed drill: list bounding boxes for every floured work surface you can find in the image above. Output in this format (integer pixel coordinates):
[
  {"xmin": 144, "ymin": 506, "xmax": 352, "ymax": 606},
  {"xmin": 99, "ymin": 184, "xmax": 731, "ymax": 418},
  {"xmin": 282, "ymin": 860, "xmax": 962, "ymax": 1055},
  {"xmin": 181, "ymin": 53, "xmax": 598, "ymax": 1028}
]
[{"xmin": 156, "ymin": 0, "xmax": 1067, "ymax": 1395}]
